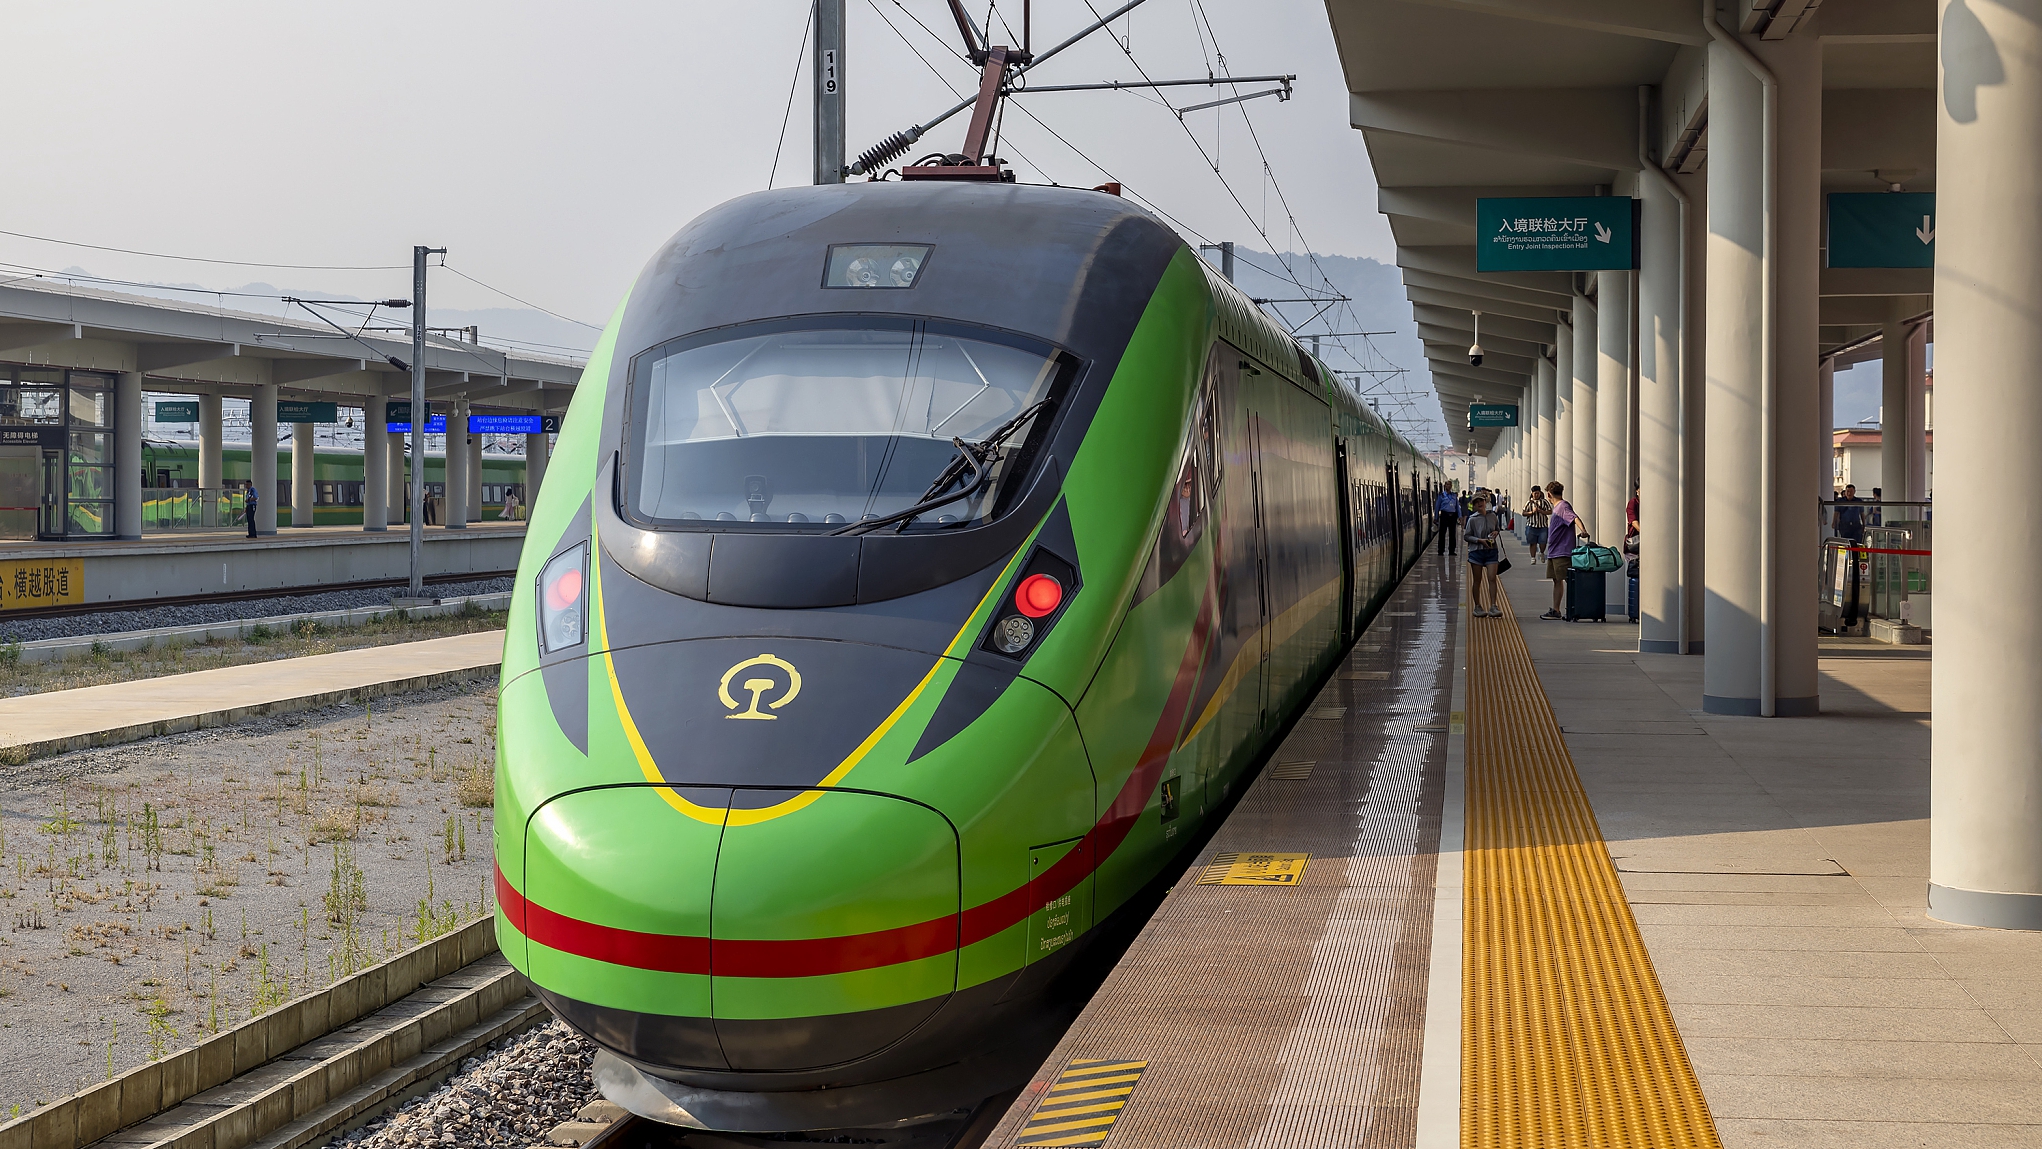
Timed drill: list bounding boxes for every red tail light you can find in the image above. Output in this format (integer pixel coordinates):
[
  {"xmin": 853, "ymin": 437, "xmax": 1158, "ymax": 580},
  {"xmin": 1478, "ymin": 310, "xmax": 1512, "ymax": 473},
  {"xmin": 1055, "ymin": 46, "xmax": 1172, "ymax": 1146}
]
[{"xmin": 1014, "ymin": 573, "xmax": 1063, "ymax": 618}]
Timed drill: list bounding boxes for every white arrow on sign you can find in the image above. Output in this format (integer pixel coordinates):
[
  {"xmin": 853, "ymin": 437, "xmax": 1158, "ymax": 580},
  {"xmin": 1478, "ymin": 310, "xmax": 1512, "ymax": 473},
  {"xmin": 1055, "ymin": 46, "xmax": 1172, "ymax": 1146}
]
[
  {"xmin": 1593, "ymin": 222, "xmax": 1613, "ymax": 244},
  {"xmin": 1916, "ymin": 215, "xmax": 1935, "ymax": 244}
]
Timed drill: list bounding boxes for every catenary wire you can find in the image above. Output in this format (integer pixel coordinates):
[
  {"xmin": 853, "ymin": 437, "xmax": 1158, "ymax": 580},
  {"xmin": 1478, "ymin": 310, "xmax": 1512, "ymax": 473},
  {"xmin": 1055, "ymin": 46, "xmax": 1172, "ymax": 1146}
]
[
  {"xmin": 435, "ymin": 262, "xmax": 601, "ymax": 332},
  {"xmin": 769, "ymin": 2, "xmax": 818, "ymax": 188},
  {"xmin": 0, "ymin": 228, "xmax": 406, "ymax": 271}
]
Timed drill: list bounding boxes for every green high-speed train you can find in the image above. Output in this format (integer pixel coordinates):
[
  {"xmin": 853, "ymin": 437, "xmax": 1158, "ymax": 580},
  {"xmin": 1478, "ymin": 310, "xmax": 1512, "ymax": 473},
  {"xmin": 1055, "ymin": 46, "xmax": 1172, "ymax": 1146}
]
[{"xmin": 494, "ymin": 181, "xmax": 1442, "ymax": 1132}]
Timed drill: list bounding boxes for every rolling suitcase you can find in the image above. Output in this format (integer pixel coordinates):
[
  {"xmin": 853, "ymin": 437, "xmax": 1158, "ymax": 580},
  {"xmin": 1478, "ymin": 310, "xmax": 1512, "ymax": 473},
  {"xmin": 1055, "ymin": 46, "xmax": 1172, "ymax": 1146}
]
[
  {"xmin": 1627, "ymin": 575, "xmax": 1640, "ymax": 622},
  {"xmin": 1566, "ymin": 568, "xmax": 1607, "ymax": 622}
]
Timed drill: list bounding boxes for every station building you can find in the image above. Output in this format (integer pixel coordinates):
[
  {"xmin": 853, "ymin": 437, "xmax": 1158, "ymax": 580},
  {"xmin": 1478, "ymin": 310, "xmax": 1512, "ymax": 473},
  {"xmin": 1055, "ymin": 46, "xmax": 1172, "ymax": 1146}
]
[{"xmin": 0, "ymin": 279, "xmax": 581, "ymax": 543}]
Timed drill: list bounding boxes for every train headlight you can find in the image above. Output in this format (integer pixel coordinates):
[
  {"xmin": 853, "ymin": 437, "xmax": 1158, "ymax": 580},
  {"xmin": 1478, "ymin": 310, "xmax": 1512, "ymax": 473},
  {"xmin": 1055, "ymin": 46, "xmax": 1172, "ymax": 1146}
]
[
  {"xmin": 538, "ymin": 543, "xmax": 589, "ymax": 653},
  {"xmin": 993, "ymin": 614, "xmax": 1035, "ymax": 654}
]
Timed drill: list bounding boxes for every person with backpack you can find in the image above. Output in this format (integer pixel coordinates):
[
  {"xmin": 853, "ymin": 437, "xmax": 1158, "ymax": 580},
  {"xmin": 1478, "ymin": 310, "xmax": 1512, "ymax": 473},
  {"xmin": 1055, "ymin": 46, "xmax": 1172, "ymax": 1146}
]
[
  {"xmin": 1540, "ymin": 481, "xmax": 1588, "ymax": 620},
  {"xmin": 1435, "ymin": 486, "xmax": 1461, "ymax": 556},
  {"xmin": 244, "ymin": 482, "xmax": 260, "ymax": 539}
]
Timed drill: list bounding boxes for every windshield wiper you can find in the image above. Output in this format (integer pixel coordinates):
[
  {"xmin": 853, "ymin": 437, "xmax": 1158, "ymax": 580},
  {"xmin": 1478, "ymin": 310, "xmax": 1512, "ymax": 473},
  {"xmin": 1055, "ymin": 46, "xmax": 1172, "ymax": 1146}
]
[{"xmin": 829, "ymin": 400, "xmax": 1053, "ymax": 536}]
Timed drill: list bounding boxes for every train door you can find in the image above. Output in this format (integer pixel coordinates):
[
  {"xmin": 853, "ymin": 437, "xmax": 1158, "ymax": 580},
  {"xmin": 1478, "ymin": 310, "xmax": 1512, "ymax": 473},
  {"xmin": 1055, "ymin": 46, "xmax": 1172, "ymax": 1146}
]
[
  {"xmin": 1387, "ymin": 460, "xmax": 1402, "ymax": 576},
  {"xmin": 1248, "ymin": 417, "xmax": 1272, "ymax": 728},
  {"xmin": 1334, "ymin": 440, "xmax": 1354, "ymax": 644}
]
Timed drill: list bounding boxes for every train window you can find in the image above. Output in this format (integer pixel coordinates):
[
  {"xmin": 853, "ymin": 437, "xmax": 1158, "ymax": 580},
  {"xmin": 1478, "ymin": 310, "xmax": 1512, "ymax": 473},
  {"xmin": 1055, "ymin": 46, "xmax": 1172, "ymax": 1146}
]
[{"xmin": 623, "ymin": 319, "xmax": 1072, "ymax": 531}]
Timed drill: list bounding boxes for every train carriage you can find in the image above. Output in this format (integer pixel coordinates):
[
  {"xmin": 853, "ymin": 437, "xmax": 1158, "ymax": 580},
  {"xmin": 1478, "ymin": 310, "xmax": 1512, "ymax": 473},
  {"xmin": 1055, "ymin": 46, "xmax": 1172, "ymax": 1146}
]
[{"xmin": 493, "ymin": 180, "xmax": 1440, "ymax": 1132}]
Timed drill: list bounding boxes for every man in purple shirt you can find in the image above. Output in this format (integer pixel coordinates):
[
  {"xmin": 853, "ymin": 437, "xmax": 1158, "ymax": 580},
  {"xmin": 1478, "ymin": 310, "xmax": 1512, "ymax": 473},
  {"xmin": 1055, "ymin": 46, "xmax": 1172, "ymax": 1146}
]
[{"xmin": 1541, "ymin": 480, "xmax": 1587, "ymax": 620}]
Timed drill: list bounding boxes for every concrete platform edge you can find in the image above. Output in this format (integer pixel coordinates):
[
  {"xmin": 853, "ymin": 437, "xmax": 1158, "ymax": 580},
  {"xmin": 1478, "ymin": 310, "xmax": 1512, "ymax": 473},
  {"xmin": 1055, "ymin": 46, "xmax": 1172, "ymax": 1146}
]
[
  {"xmin": 1414, "ymin": 562, "xmax": 1465, "ymax": 1149},
  {"xmin": 2, "ymin": 661, "xmax": 501, "ymax": 762},
  {"xmin": 0, "ymin": 918, "xmax": 509, "ymax": 1149},
  {"xmin": 5, "ymin": 594, "xmax": 511, "ymax": 665}
]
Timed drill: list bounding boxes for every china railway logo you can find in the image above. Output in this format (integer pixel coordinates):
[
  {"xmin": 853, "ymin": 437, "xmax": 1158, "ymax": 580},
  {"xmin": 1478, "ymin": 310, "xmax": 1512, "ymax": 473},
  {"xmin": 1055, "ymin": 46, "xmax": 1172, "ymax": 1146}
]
[{"xmin": 719, "ymin": 654, "xmax": 803, "ymax": 720}]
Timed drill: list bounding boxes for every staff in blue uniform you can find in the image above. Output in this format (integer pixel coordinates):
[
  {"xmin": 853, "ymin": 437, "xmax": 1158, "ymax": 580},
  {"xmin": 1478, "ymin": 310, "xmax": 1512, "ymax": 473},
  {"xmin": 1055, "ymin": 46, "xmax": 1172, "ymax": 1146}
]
[{"xmin": 1435, "ymin": 486, "xmax": 1461, "ymax": 556}]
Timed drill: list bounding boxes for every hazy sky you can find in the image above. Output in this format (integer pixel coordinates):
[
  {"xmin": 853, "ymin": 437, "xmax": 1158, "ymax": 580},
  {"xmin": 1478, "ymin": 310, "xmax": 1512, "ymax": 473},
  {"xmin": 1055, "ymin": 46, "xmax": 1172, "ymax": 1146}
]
[{"xmin": 2, "ymin": 1, "xmax": 1394, "ymax": 336}]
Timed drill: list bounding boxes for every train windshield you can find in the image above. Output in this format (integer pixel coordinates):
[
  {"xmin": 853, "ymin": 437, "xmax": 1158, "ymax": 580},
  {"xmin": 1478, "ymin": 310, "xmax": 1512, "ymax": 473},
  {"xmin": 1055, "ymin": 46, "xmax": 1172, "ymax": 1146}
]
[{"xmin": 625, "ymin": 321, "xmax": 1068, "ymax": 529}]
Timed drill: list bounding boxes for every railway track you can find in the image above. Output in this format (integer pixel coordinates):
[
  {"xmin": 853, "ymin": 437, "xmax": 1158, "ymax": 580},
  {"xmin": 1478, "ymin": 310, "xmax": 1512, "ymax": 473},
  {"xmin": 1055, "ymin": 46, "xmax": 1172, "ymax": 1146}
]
[
  {"xmin": 0, "ymin": 919, "xmax": 545, "ymax": 1149},
  {"xmin": 552, "ymin": 1088, "xmax": 1019, "ymax": 1149}
]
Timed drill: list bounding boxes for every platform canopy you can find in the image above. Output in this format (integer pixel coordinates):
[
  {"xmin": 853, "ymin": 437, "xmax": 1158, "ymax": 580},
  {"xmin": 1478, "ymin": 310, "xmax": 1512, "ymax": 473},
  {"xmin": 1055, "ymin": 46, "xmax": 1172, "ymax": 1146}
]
[
  {"xmin": 0, "ymin": 280, "xmax": 583, "ymax": 413},
  {"xmin": 1322, "ymin": 0, "xmax": 1936, "ymax": 454}
]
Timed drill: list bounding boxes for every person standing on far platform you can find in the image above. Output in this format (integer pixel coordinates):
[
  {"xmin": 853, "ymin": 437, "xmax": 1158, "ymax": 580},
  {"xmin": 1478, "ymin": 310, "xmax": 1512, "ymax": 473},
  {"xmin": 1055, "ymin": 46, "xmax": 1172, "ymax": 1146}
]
[
  {"xmin": 1540, "ymin": 481, "xmax": 1585, "ymax": 620},
  {"xmin": 1464, "ymin": 494, "xmax": 1503, "ymax": 617},
  {"xmin": 244, "ymin": 482, "xmax": 259, "ymax": 539},
  {"xmin": 1435, "ymin": 486, "xmax": 1461, "ymax": 557}
]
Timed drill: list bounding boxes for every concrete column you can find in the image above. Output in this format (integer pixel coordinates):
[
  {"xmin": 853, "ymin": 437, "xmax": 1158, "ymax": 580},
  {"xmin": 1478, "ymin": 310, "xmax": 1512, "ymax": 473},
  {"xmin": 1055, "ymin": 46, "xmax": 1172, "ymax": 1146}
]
[
  {"xmin": 1571, "ymin": 291, "xmax": 1599, "ymax": 536},
  {"xmin": 1703, "ymin": 30, "xmax": 1821, "ymax": 715},
  {"xmin": 290, "ymin": 420, "xmax": 315, "ymax": 528},
  {"xmin": 1881, "ymin": 310, "xmax": 1923, "ymax": 505},
  {"xmin": 115, "ymin": 372, "xmax": 142, "ymax": 540},
  {"xmin": 1534, "ymin": 354, "xmax": 1556, "ymax": 486},
  {"xmin": 1769, "ymin": 28, "xmax": 1822, "ymax": 714},
  {"xmin": 525, "ymin": 430, "xmax": 549, "ymax": 510},
  {"xmin": 466, "ymin": 422, "xmax": 483, "ymax": 523},
  {"xmin": 198, "ymin": 393, "xmax": 223, "ymax": 490},
  {"xmin": 1639, "ymin": 170, "xmax": 1684, "ymax": 653},
  {"xmin": 1819, "ymin": 357, "xmax": 1835, "ymax": 504},
  {"xmin": 1554, "ymin": 320, "xmax": 1575, "ymax": 495},
  {"xmin": 1597, "ymin": 270, "xmax": 1632, "ymax": 610},
  {"xmin": 444, "ymin": 400, "xmax": 468, "ymax": 529},
  {"xmin": 252, "ymin": 385, "xmax": 278, "ymax": 536},
  {"xmin": 1904, "ymin": 320, "xmax": 1929, "ymax": 504},
  {"xmin": 1702, "ymin": 39, "xmax": 1768, "ymax": 711},
  {"xmin": 388, "ymin": 427, "xmax": 408, "ymax": 524},
  {"xmin": 1682, "ymin": 166, "xmax": 1709, "ymax": 655},
  {"xmin": 1930, "ymin": 0, "xmax": 2042, "ymax": 929},
  {"xmin": 364, "ymin": 399, "xmax": 388, "ymax": 532}
]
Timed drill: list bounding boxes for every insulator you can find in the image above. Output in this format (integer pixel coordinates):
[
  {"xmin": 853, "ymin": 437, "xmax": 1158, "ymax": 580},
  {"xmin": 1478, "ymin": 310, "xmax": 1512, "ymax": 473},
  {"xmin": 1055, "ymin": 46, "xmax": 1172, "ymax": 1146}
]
[{"xmin": 850, "ymin": 127, "xmax": 923, "ymax": 176}]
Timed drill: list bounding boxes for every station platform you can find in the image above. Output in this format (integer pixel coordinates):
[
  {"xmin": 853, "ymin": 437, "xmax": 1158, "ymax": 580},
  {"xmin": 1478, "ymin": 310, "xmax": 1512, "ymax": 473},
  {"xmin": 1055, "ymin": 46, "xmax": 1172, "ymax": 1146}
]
[
  {"xmin": 0, "ymin": 522, "xmax": 525, "ymax": 613},
  {"xmin": 985, "ymin": 555, "xmax": 2040, "ymax": 1149},
  {"xmin": 0, "ymin": 628, "xmax": 503, "ymax": 759}
]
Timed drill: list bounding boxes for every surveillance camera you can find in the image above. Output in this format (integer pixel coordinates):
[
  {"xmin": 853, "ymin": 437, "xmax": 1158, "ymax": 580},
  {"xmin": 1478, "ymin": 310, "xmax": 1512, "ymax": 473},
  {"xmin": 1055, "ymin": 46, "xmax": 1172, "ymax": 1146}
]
[{"xmin": 1468, "ymin": 342, "xmax": 1484, "ymax": 368}]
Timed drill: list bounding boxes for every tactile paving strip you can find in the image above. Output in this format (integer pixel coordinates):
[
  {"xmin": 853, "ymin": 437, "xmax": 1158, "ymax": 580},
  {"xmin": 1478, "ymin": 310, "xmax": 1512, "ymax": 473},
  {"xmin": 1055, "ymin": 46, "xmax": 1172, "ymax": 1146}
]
[{"xmin": 1462, "ymin": 590, "xmax": 1721, "ymax": 1149}]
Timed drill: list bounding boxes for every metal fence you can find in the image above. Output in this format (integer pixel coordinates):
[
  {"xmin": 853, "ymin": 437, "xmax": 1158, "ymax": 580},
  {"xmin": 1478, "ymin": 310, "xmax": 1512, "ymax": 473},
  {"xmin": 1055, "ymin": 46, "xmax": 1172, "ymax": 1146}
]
[
  {"xmin": 1820, "ymin": 500, "xmax": 1931, "ymax": 635},
  {"xmin": 141, "ymin": 487, "xmax": 246, "ymax": 532}
]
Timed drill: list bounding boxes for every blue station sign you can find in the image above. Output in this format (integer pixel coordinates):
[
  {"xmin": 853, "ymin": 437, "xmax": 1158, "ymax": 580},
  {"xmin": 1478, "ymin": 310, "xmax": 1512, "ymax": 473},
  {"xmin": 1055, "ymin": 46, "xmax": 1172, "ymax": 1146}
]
[
  {"xmin": 1827, "ymin": 192, "xmax": 1935, "ymax": 268},
  {"xmin": 1476, "ymin": 196, "xmax": 1640, "ymax": 272},
  {"xmin": 467, "ymin": 414, "xmax": 563, "ymax": 434}
]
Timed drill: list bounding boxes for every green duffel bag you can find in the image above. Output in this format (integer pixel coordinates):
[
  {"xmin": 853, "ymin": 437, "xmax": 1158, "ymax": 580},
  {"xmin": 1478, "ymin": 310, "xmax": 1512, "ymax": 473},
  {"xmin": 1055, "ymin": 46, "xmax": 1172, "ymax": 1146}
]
[{"xmin": 1571, "ymin": 542, "xmax": 1622, "ymax": 573}]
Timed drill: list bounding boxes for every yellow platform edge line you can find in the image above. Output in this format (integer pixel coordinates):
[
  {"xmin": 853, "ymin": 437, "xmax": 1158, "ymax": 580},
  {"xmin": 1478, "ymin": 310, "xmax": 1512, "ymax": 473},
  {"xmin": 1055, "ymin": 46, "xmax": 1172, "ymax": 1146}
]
[{"xmin": 1461, "ymin": 584, "xmax": 1723, "ymax": 1149}]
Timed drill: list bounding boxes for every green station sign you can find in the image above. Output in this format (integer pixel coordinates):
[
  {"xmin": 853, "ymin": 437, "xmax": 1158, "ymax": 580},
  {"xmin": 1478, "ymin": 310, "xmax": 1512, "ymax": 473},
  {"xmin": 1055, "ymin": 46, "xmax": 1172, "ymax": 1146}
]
[
  {"xmin": 1827, "ymin": 192, "xmax": 1934, "ymax": 268},
  {"xmin": 154, "ymin": 401, "xmax": 199, "ymax": 422},
  {"xmin": 1476, "ymin": 196, "xmax": 1640, "ymax": 272},
  {"xmin": 278, "ymin": 401, "xmax": 338, "ymax": 424},
  {"xmin": 1468, "ymin": 403, "xmax": 1519, "ymax": 428},
  {"xmin": 385, "ymin": 401, "xmax": 433, "ymax": 424}
]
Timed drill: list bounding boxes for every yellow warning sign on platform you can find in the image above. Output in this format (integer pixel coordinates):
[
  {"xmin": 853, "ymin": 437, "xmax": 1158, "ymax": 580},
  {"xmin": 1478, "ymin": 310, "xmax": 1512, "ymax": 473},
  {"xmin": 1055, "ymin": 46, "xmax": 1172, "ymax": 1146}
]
[
  {"xmin": 1195, "ymin": 851, "xmax": 1311, "ymax": 886},
  {"xmin": 0, "ymin": 557, "xmax": 83, "ymax": 612},
  {"xmin": 1016, "ymin": 1059, "xmax": 1148, "ymax": 1147}
]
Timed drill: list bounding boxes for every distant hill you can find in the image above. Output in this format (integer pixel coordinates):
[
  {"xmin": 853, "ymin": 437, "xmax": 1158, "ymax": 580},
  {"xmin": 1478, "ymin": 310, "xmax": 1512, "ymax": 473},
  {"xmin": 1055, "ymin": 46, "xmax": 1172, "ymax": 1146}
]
[
  {"xmin": 52, "ymin": 268, "xmax": 599, "ymax": 359},
  {"xmin": 1214, "ymin": 247, "xmax": 1444, "ymax": 448}
]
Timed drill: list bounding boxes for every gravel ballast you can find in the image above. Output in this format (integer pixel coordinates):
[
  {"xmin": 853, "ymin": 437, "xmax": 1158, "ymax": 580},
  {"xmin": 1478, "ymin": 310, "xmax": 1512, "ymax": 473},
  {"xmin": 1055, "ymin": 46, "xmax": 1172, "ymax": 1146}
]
[
  {"xmin": 328, "ymin": 1020, "xmax": 598, "ymax": 1149},
  {"xmin": 0, "ymin": 577, "xmax": 514, "ymax": 644}
]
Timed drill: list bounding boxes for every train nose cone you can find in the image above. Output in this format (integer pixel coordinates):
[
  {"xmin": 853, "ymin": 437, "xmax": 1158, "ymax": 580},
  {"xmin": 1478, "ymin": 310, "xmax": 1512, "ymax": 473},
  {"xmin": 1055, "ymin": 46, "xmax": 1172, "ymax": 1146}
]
[
  {"xmin": 710, "ymin": 788, "xmax": 959, "ymax": 1070},
  {"xmin": 519, "ymin": 784, "xmax": 727, "ymax": 1070}
]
